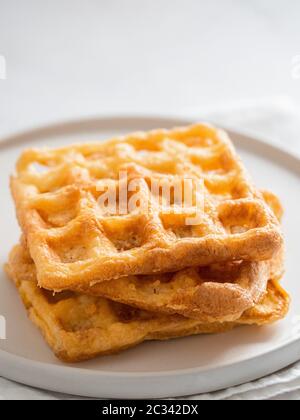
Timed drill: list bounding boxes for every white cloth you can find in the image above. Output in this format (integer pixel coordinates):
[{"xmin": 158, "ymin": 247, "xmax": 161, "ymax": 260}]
[{"xmin": 1, "ymin": 97, "xmax": 300, "ymax": 400}]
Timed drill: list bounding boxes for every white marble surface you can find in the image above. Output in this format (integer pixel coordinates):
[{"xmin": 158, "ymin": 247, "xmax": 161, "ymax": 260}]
[{"xmin": 0, "ymin": 0, "xmax": 300, "ymax": 400}]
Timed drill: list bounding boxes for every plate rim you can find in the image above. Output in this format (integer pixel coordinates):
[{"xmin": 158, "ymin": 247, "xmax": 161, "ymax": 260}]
[
  {"xmin": 0, "ymin": 330, "xmax": 300, "ymax": 378},
  {"xmin": 0, "ymin": 114, "xmax": 299, "ymax": 397}
]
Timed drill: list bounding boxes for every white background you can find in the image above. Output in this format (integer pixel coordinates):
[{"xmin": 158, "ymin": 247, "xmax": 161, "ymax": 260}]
[
  {"xmin": 1, "ymin": 0, "xmax": 300, "ymax": 400},
  {"xmin": 1, "ymin": 0, "xmax": 300, "ymax": 138}
]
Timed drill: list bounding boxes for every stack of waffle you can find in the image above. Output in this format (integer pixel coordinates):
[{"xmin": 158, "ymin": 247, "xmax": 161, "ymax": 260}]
[{"xmin": 5, "ymin": 124, "xmax": 289, "ymax": 362}]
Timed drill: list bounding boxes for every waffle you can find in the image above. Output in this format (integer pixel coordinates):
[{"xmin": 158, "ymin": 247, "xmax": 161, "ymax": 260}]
[
  {"xmin": 8, "ymin": 243, "xmax": 283, "ymax": 322},
  {"xmin": 9, "ymin": 189, "xmax": 284, "ymax": 322},
  {"xmin": 76, "ymin": 189, "xmax": 285, "ymax": 321},
  {"xmin": 5, "ymin": 257, "xmax": 289, "ymax": 363},
  {"xmin": 11, "ymin": 124, "xmax": 283, "ymax": 291}
]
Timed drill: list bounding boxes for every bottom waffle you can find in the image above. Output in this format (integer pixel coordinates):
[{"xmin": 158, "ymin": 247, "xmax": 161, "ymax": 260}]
[{"xmin": 5, "ymin": 259, "xmax": 289, "ymax": 363}]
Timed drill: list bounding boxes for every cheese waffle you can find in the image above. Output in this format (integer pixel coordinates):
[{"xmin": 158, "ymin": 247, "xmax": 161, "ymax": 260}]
[
  {"xmin": 5, "ymin": 258, "xmax": 289, "ymax": 362},
  {"xmin": 9, "ymin": 243, "xmax": 283, "ymax": 322},
  {"xmin": 75, "ymin": 189, "xmax": 285, "ymax": 321},
  {"xmin": 11, "ymin": 124, "xmax": 282, "ymax": 290},
  {"xmin": 9, "ymin": 190, "xmax": 284, "ymax": 322}
]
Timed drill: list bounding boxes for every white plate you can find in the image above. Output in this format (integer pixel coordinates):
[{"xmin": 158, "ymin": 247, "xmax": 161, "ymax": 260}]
[{"xmin": 0, "ymin": 116, "xmax": 299, "ymax": 399}]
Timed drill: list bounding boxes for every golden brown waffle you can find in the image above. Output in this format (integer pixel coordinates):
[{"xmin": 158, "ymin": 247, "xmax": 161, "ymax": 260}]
[
  {"xmin": 261, "ymin": 190, "xmax": 284, "ymax": 223},
  {"xmin": 5, "ymin": 257, "xmax": 289, "ymax": 363},
  {"xmin": 76, "ymin": 189, "xmax": 285, "ymax": 321},
  {"xmin": 9, "ymin": 243, "xmax": 283, "ymax": 322},
  {"xmin": 11, "ymin": 124, "xmax": 282, "ymax": 290}
]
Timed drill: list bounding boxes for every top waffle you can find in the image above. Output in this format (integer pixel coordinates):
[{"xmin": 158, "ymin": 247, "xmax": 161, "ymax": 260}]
[{"xmin": 11, "ymin": 124, "xmax": 282, "ymax": 290}]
